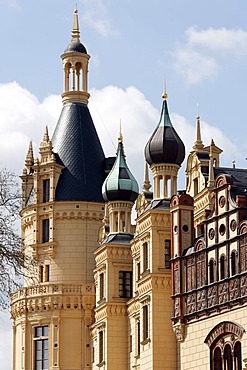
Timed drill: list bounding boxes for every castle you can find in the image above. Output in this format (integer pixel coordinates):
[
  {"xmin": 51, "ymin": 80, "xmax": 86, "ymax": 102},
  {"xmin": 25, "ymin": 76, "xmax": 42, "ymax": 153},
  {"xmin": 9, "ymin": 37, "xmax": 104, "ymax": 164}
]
[{"xmin": 10, "ymin": 9, "xmax": 247, "ymax": 370}]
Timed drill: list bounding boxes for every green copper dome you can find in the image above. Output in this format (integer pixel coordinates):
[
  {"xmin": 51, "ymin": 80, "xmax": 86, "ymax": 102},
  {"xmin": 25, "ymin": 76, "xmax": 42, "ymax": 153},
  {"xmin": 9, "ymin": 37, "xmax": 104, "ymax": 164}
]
[{"xmin": 102, "ymin": 136, "xmax": 139, "ymax": 203}]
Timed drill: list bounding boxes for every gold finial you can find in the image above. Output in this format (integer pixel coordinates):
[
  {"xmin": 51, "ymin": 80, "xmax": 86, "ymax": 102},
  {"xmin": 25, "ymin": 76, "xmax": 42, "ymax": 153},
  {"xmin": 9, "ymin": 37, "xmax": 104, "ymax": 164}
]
[
  {"xmin": 118, "ymin": 119, "xmax": 123, "ymax": 142},
  {"xmin": 193, "ymin": 103, "xmax": 203, "ymax": 150},
  {"xmin": 162, "ymin": 78, "xmax": 168, "ymax": 100},
  {"xmin": 72, "ymin": 5, "xmax": 80, "ymax": 41}
]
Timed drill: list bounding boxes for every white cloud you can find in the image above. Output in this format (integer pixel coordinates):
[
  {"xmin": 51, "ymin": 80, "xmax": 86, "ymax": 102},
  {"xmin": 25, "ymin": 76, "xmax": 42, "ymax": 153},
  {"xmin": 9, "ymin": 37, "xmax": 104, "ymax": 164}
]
[
  {"xmin": 186, "ymin": 27, "xmax": 247, "ymax": 55},
  {"xmin": 79, "ymin": 0, "xmax": 118, "ymax": 37},
  {"xmin": 0, "ymin": 82, "xmax": 61, "ymax": 173},
  {"xmin": 172, "ymin": 27, "xmax": 247, "ymax": 85},
  {"xmin": 172, "ymin": 48, "xmax": 218, "ymax": 85}
]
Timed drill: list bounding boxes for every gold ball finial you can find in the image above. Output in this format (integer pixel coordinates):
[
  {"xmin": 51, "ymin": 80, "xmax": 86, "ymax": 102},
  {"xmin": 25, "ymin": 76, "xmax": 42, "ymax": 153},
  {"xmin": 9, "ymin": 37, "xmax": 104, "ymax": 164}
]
[
  {"xmin": 162, "ymin": 92, "xmax": 168, "ymax": 100},
  {"xmin": 162, "ymin": 78, "xmax": 168, "ymax": 100},
  {"xmin": 74, "ymin": 3, "xmax": 78, "ymax": 13}
]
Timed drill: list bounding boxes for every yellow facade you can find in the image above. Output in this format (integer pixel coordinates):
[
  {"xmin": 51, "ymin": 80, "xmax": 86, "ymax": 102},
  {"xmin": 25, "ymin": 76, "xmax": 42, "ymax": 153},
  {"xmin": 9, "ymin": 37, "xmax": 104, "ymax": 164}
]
[{"xmin": 10, "ymin": 8, "xmax": 247, "ymax": 370}]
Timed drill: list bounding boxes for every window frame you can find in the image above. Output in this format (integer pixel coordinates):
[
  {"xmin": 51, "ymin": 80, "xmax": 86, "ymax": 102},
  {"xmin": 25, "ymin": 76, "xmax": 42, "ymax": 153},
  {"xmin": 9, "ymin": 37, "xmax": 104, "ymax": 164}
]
[
  {"xmin": 119, "ymin": 270, "xmax": 132, "ymax": 298},
  {"xmin": 33, "ymin": 326, "xmax": 49, "ymax": 370},
  {"xmin": 43, "ymin": 179, "xmax": 50, "ymax": 203},
  {"xmin": 42, "ymin": 219, "xmax": 50, "ymax": 243}
]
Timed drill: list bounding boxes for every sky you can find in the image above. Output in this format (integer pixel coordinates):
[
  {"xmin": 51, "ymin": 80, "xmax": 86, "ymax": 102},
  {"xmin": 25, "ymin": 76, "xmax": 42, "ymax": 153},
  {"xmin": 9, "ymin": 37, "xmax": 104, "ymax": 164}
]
[{"xmin": 1, "ymin": 0, "xmax": 247, "ymax": 368}]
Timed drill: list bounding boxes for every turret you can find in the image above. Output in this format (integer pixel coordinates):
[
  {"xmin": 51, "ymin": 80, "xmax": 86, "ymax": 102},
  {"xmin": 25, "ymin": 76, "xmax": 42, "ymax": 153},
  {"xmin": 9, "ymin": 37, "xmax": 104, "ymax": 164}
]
[
  {"xmin": 144, "ymin": 90, "xmax": 185, "ymax": 199},
  {"xmin": 61, "ymin": 8, "xmax": 90, "ymax": 105},
  {"xmin": 102, "ymin": 130, "xmax": 139, "ymax": 235}
]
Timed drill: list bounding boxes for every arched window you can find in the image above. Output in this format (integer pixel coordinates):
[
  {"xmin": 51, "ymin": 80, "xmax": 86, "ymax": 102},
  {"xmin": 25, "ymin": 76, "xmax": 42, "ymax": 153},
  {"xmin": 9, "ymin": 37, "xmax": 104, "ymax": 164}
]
[
  {"xmin": 220, "ymin": 255, "xmax": 226, "ymax": 280},
  {"xmin": 205, "ymin": 321, "xmax": 244, "ymax": 370},
  {"xmin": 209, "ymin": 259, "xmax": 215, "ymax": 284},
  {"xmin": 231, "ymin": 251, "xmax": 237, "ymax": 276},
  {"xmin": 213, "ymin": 347, "xmax": 222, "ymax": 370},
  {"xmin": 234, "ymin": 341, "xmax": 242, "ymax": 370},
  {"xmin": 211, "ymin": 338, "xmax": 242, "ymax": 370},
  {"xmin": 224, "ymin": 344, "xmax": 232, "ymax": 370}
]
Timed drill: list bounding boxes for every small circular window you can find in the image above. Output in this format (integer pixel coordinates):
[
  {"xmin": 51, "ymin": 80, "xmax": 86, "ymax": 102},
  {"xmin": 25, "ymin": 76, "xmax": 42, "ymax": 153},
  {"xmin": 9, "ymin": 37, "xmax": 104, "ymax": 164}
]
[
  {"xmin": 209, "ymin": 228, "xmax": 215, "ymax": 240},
  {"xmin": 230, "ymin": 219, "xmax": 237, "ymax": 232},
  {"xmin": 219, "ymin": 224, "xmax": 226, "ymax": 235},
  {"xmin": 182, "ymin": 225, "xmax": 189, "ymax": 233},
  {"xmin": 219, "ymin": 196, "xmax": 226, "ymax": 208},
  {"xmin": 174, "ymin": 225, "xmax": 178, "ymax": 234}
]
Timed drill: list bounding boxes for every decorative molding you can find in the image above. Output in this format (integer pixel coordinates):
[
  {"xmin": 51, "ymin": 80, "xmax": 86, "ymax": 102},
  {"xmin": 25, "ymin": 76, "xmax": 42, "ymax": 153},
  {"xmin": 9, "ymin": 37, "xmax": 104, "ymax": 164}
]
[
  {"xmin": 173, "ymin": 322, "xmax": 186, "ymax": 342},
  {"xmin": 204, "ymin": 321, "xmax": 245, "ymax": 347}
]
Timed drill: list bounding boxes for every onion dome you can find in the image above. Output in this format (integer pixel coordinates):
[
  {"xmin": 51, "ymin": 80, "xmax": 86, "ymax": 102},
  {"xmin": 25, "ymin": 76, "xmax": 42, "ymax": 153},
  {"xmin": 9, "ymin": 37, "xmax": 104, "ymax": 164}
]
[
  {"xmin": 144, "ymin": 92, "xmax": 185, "ymax": 166},
  {"xmin": 64, "ymin": 8, "xmax": 87, "ymax": 54},
  {"xmin": 102, "ymin": 132, "xmax": 139, "ymax": 202}
]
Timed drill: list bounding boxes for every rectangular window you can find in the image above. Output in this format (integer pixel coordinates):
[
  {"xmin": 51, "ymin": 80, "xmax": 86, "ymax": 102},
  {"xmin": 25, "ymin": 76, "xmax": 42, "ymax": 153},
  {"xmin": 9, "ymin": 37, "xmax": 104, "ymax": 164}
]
[
  {"xmin": 34, "ymin": 326, "xmax": 48, "ymax": 370},
  {"xmin": 42, "ymin": 219, "xmax": 50, "ymax": 243},
  {"xmin": 39, "ymin": 265, "xmax": 44, "ymax": 283},
  {"xmin": 143, "ymin": 305, "xmax": 149, "ymax": 341},
  {"xmin": 136, "ymin": 262, "xmax": 140, "ymax": 282},
  {"xmin": 143, "ymin": 243, "xmax": 148, "ymax": 271},
  {"xmin": 130, "ymin": 335, "xmax": 132, "ymax": 352},
  {"xmin": 99, "ymin": 331, "xmax": 104, "ymax": 363},
  {"xmin": 119, "ymin": 271, "xmax": 132, "ymax": 298},
  {"xmin": 45, "ymin": 265, "xmax": 50, "ymax": 282},
  {"xmin": 165, "ymin": 239, "xmax": 171, "ymax": 269},
  {"xmin": 43, "ymin": 179, "xmax": 50, "ymax": 203},
  {"xmin": 137, "ymin": 321, "xmax": 140, "ymax": 355},
  {"xmin": 99, "ymin": 273, "xmax": 104, "ymax": 300}
]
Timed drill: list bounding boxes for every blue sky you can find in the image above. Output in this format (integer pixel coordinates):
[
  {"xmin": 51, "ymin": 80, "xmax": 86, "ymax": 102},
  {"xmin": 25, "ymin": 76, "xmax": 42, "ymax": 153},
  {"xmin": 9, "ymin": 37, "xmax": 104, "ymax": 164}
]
[{"xmin": 1, "ymin": 1, "xmax": 247, "ymax": 368}]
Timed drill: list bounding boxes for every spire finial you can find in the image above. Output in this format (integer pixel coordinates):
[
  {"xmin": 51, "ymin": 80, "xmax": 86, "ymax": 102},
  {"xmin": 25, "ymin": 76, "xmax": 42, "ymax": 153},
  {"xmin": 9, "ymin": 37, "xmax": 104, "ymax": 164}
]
[
  {"xmin": 142, "ymin": 161, "xmax": 151, "ymax": 192},
  {"xmin": 43, "ymin": 125, "xmax": 50, "ymax": 142},
  {"xmin": 193, "ymin": 103, "xmax": 204, "ymax": 150},
  {"xmin": 71, "ymin": 5, "xmax": 80, "ymax": 42},
  {"xmin": 207, "ymin": 138, "xmax": 215, "ymax": 187},
  {"xmin": 118, "ymin": 119, "xmax": 123, "ymax": 143},
  {"xmin": 162, "ymin": 78, "xmax": 168, "ymax": 100}
]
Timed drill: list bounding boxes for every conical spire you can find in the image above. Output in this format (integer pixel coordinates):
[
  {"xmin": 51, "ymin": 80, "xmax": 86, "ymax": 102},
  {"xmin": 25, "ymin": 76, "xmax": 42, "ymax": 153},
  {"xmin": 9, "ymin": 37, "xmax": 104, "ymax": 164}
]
[
  {"xmin": 102, "ymin": 133, "xmax": 139, "ymax": 203},
  {"xmin": 71, "ymin": 7, "xmax": 80, "ymax": 42},
  {"xmin": 25, "ymin": 141, "xmax": 34, "ymax": 168},
  {"xmin": 193, "ymin": 106, "xmax": 204, "ymax": 150},
  {"xmin": 39, "ymin": 126, "xmax": 52, "ymax": 152},
  {"xmin": 43, "ymin": 125, "xmax": 50, "ymax": 142}
]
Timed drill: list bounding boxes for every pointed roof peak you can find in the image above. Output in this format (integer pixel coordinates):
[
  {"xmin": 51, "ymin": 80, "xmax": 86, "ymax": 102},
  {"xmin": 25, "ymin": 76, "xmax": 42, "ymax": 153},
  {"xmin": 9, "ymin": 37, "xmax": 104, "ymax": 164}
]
[
  {"xmin": 43, "ymin": 125, "xmax": 50, "ymax": 143},
  {"xmin": 25, "ymin": 140, "xmax": 34, "ymax": 168},
  {"xmin": 193, "ymin": 106, "xmax": 204, "ymax": 150},
  {"xmin": 71, "ymin": 6, "xmax": 80, "ymax": 42},
  {"xmin": 144, "ymin": 91, "xmax": 185, "ymax": 167}
]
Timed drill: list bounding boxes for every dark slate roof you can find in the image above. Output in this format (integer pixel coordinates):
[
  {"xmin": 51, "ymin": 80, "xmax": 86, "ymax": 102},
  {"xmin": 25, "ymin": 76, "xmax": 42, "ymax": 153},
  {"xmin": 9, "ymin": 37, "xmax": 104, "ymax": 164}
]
[
  {"xmin": 214, "ymin": 167, "xmax": 247, "ymax": 201},
  {"xmin": 64, "ymin": 41, "xmax": 87, "ymax": 54},
  {"xmin": 196, "ymin": 150, "xmax": 209, "ymax": 161},
  {"xmin": 101, "ymin": 233, "xmax": 133, "ymax": 245},
  {"xmin": 145, "ymin": 198, "xmax": 170, "ymax": 211},
  {"xmin": 144, "ymin": 99, "xmax": 185, "ymax": 166},
  {"xmin": 102, "ymin": 140, "xmax": 139, "ymax": 203},
  {"xmin": 52, "ymin": 102, "xmax": 106, "ymax": 202}
]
